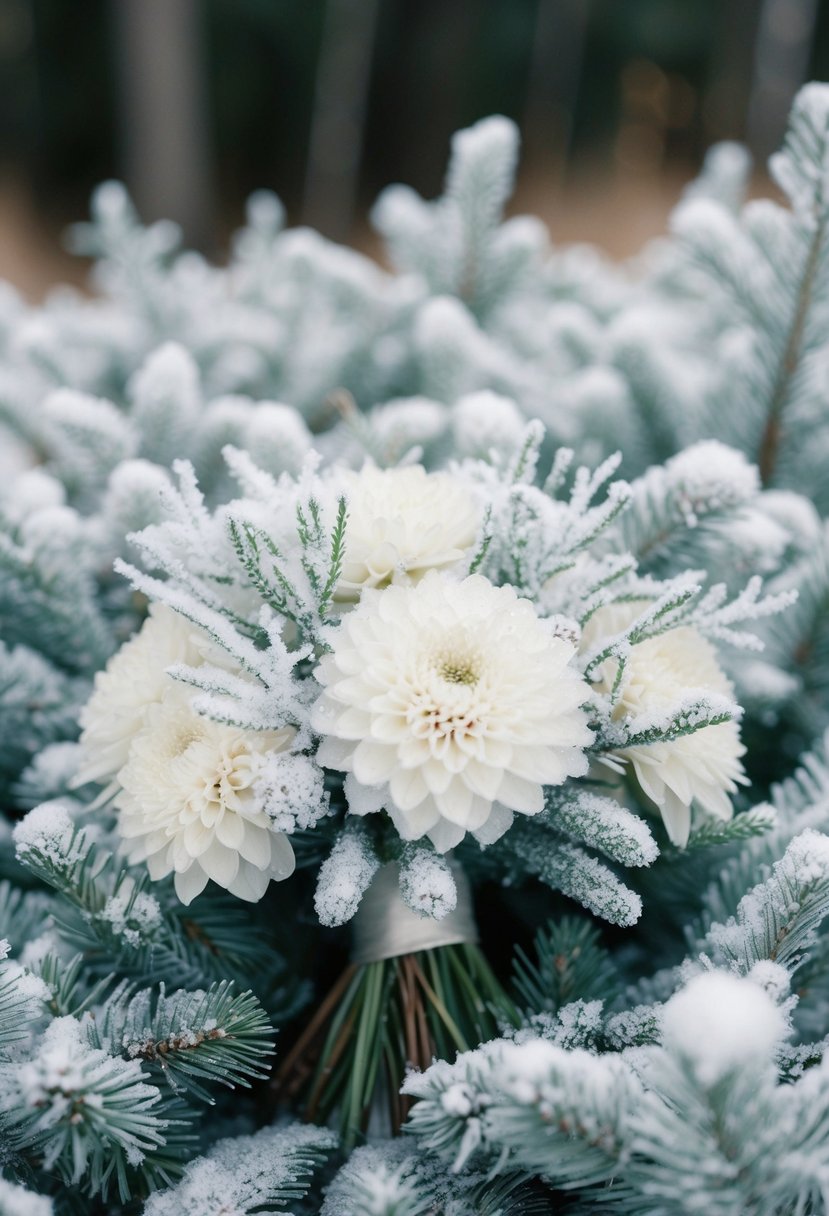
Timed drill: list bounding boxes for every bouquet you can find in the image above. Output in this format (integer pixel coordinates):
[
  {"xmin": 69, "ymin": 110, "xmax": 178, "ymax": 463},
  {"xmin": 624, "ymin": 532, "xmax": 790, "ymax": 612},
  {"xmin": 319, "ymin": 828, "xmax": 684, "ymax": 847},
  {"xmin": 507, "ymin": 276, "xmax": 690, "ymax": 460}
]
[
  {"xmin": 2, "ymin": 82, "xmax": 829, "ymax": 1216},
  {"xmin": 27, "ymin": 421, "xmax": 786, "ymax": 1158}
]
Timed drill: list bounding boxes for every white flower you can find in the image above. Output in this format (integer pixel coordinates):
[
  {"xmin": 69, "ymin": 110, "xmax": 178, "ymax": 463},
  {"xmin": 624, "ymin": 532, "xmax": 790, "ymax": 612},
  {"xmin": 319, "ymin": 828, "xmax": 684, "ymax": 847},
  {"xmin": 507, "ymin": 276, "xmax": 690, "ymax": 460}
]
[
  {"xmin": 335, "ymin": 464, "xmax": 480, "ymax": 601},
  {"xmin": 75, "ymin": 605, "xmax": 204, "ymax": 796},
  {"xmin": 116, "ymin": 687, "xmax": 296, "ymax": 905},
  {"xmin": 312, "ymin": 572, "xmax": 593, "ymax": 851},
  {"xmin": 586, "ymin": 604, "xmax": 747, "ymax": 846}
]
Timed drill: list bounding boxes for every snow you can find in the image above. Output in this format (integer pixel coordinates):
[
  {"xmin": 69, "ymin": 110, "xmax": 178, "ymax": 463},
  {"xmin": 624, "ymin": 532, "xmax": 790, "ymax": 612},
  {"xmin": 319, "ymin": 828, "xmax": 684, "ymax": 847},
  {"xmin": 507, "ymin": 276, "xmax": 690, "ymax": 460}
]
[
  {"xmin": 254, "ymin": 751, "xmax": 330, "ymax": 833},
  {"xmin": 1, "ymin": 468, "xmax": 65, "ymax": 523},
  {"xmin": 143, "ymin": 1122, "xmax": 336, "ymax": 1216},
  {"xmin": 101, "ymin": 890, "xmax": 162, "ymax": 948},
  {"xmin": 244, "ymin": 401, "xmax": 311, "ymax": 476},
  {"xmin": 314, "ymin": 832, "xmax": 380, "ymax": 927},
  {"xmin": 0, "ymin": 1178, "xmax": 54, "ymax": 1216},
  {"xmin": 662, "ymin": 971, "xmax": 787, "ymax": 1085},
  {"xmin": 18, "ymin": 743, "xmax": 83, "ymax": 802},
  {"xmin": 782, "ymin": 828, "xmax": 829, "ymax": 884},
  {"xmin": 747, "ymin": 960, "xmax": 791, "ymax": 1003},
  {"xmin": 371, "ymin": 396, "xmax": 448, "ymax": 460},
  {"xmin": 452, "ymin": 391, "xmax": 524, "ymax": 460},
  {"xmin": 1, "ymin": 958, "xmax": 50, "ymax": 1008},
  {"xmin": 399, "ymin": 849, "xmax": 457, "ymax": 920},
  {"xmin": 12, "ymin": 801, "xmax": 80, "ymax": 869},
  {"xmin": 665, "ymin": 440, "xmax": 759, "ymax": 526}
]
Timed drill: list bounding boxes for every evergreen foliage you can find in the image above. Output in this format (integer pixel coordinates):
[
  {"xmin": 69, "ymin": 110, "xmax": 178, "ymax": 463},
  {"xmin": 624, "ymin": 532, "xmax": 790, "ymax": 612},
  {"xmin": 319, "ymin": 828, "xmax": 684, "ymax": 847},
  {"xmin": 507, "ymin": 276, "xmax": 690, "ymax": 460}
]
[{"xmin": 1, "ymin": 82, "xmax": 829, "ymax": 1215}]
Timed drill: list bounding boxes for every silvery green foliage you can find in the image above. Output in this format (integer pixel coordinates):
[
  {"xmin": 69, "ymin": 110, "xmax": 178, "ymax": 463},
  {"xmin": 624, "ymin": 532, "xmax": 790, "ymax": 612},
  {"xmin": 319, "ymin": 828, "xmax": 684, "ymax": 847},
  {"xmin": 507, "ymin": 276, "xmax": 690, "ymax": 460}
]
[
  {"xmin": 2, "ymin": 84, "xmax": 829, "ymax": 1214},
  {"xmin": 403, "ymin": 962, "xmax": 829, "ymax": 1214},
  {"xmin": 142, "ymin": 1122, "xmax": 336, "ymax": 1215},
  {"xmin": 321, "ymin": 1139, "xmax": 547, "ymax": 1215}
]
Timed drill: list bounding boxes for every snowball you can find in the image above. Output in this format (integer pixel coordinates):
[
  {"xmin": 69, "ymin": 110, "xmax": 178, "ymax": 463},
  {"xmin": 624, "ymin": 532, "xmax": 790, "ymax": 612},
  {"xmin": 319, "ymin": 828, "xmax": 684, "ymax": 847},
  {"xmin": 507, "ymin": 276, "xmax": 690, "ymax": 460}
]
[{"xmin": 662, "ymin": 971, "xmax": 788, "ymax": 1085}]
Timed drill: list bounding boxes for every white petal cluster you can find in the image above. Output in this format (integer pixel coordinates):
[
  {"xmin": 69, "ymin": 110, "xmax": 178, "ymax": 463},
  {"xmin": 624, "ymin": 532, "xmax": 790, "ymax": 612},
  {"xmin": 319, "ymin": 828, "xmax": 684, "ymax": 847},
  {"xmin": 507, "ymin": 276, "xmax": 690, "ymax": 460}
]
[
  {"xmin": 335, "ymin": 464, "xmax": 480, "ymax": 601},
  {"xmin": 77, "ymin": 606, "xmax": 296, "ymax": 904},
  {"xmin": 75, "ymin": 604, "xmax": 203, "ymax": 795},
  {"xmin": 312, "ymin": 572, "xmax": 593, "ymax": 851},
  {"xmin": 116, "ymin": 689, "xmax": 295, "ymax": 904},
  {"xmin": 587, "ymin": 604, "xmax": 747, "ymax": 846}
]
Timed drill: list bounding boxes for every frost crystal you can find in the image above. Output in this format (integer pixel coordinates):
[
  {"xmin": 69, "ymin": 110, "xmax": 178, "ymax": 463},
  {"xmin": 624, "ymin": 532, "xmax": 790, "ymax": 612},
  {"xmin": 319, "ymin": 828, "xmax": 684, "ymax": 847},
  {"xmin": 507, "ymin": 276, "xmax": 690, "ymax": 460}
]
[
  {"xmin": 143, "ymin": 1122, "xmax": 336, "ymax": 1216},
  {"xmin": 254, "ymin": 750, "xmax": 329, "ymax": 832},
  {"xmin": 398, "ymin": 848, "xmax": 458, "ymax": 920},
  {"xmin": 314, "ymin": 830, "xmax": 380, "ymax": 927}
]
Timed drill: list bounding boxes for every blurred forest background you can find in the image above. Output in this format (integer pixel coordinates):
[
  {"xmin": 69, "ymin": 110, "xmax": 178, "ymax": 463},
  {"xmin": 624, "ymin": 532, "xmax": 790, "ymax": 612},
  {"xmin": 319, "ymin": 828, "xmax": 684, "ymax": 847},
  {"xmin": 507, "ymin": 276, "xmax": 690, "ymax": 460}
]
[{"xmin": 1, "ymin": 0, "xmax": 828, "ymax": 298}]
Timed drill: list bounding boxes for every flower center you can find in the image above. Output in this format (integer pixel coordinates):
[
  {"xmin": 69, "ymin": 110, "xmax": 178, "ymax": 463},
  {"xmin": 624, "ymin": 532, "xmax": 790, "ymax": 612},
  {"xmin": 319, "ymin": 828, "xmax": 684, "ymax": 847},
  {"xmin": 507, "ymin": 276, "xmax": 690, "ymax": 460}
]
[
  {"xmin": 439, "ymin": 659, "xmax": 478, "ymax": 685},
  {"xmin": 432, "ymin": 646, "xmax": 482, "ymax": 688}
]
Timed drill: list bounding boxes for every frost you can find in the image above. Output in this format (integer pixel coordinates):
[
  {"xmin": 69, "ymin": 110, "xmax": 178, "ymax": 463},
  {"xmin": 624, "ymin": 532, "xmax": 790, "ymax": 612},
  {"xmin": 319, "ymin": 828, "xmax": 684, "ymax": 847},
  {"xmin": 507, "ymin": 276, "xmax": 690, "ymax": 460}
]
[
  {"xmin": 100, "ymin": 890, "xmax": 162, "ymax": 948},
  {"xmin": 12, "ymin": 801, "xmax": 81, "ymax": 869},
  {"xmin": 244, "ymin": 402, "xmax": 312, "ymax": 477},
  {"xmin": 662, "ymin": 971, "xmax": 788, "ymax": 1085},
  {"xmin": 102, "ymin": 458, "xmax": 172, "ymax": 539},
  {"xmin": 548, "ymin": 790, "xmax": 658, "ymax": 868},
  {"xmin": 513, "ymin": 999, "xmax": 605, "ymax": 1051},
  {"xmin": 398, "ymin": 848, "xmax": 457, "ymax": 920},
  {"xmin": 665, "ymin": 441, "xmax": 759, "ymax": 526},
  {"xmin": 370, "ymin": 396, "xmax": 448, "ymax": 462},
  {"xmin": 747, "ymin": 960, "xmax": 792, "ymax": 1003},
  {"xmin": 17, "ymin": 742, "xmax": 84, "ymax": 804},
  {"xmin": 452, "ymin": 391, "xmax": 524, "ymax": 460},
  {"xmin": 0, "ymin": 468, "xmax": 65, "ymax": 525},
  {"xmin": 314, "ymin": 830, "xmax": 380, "ymax": 927},
  {"xmin": 0, "ymin": 938, "xmax": 9, "ymax": 961},
  {"xmin": 128, "ymin": 343, "xmax": 201, "ymax": 461},
  {"xmin": 40, "ymin": 387, "xmax": 137, "ymax": 488},
  {"xmin": 254, "ymin": 751, "xmax": 329, "ymax": 832},
  {"xmin": 11, "ymin": 1016, "xmax": 161, "ymax": 1164},
  {"xmin": 143, "ymin": 1122, "xmax": 336, "ymax": 1216}
]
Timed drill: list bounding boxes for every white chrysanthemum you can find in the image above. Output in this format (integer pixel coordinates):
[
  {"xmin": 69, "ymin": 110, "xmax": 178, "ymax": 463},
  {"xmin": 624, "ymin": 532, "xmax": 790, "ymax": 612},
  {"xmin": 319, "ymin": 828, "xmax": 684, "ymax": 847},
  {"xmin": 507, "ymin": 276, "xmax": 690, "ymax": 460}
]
[
  {"xmin": 312, "ymin": 572, "xmax": 593, "ymax": 851},
  {"xmin": 335, "ymin": 464, "xmax": 480, "ymax": 601},
  {"xmin": 586, "ymin": 604, "xmax": 747, "ymax": 847},
  {"xmin": 75, "ymin": 605, "xmax": 204, "ymax": 795},
  {"xmin": 116, "ymin": 687, "xmax": 295, "ymax": 905}
]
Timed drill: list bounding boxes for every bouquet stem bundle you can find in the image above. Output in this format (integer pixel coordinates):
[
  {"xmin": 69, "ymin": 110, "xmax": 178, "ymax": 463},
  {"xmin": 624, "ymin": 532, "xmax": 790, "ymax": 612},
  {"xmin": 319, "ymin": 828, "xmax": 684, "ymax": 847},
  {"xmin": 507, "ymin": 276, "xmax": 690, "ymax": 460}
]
[{"xmin": 274, "ymin": 868, "xmax": 516, "ymax": 1149}]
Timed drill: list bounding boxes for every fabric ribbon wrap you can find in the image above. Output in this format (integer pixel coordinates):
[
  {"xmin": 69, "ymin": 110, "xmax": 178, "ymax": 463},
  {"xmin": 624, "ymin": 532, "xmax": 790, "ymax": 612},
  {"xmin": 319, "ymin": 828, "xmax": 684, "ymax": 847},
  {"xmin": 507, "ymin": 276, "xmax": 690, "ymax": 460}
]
[{"xmin": 351, "ymin": 862, "xmax": 478, "ymax": 965}]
